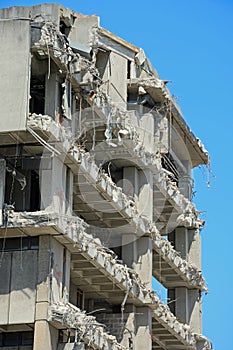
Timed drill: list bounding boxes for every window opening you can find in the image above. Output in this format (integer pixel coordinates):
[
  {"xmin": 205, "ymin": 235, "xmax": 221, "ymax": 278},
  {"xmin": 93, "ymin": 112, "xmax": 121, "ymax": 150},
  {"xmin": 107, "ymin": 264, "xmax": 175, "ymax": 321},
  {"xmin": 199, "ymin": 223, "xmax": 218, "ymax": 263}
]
[{"xmin": 30, "ymin": 75, "xmax": 45, "ymax": 114}]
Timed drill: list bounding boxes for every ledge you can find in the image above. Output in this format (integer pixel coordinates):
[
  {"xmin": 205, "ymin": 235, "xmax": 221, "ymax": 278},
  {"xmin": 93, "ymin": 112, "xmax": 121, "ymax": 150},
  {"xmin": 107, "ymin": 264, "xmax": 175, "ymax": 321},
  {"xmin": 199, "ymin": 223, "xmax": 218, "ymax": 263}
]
[
  {"xmin": 127, "ymin": 78, "xmax": 209, "ymax": 167},
  {"xmin": 49, "ymin": 302, "xmax": 127, "ymax": 350},
  {"xmin": 25, "ymin": 115, "xmax": 207, "ymax": 291}
]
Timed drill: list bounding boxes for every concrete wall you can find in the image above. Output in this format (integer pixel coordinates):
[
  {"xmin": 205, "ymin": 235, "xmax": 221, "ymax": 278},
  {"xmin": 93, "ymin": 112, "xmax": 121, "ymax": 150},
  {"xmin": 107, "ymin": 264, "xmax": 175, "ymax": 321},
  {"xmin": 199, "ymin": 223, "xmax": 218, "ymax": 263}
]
[
  {"xmin": 0, "ymin": 4, "xmax": 60, "ymax": 26},
  {"xmin": 68, "ymin": 16, "xmax": 99, "ymax": 46},
  {"xmin": 51, "ymin": 238, "xmax": 64, "ymax": 302},
  {"xmin": 108, "ymin": 52, "xmax": 127, "ymax": 108},
  {"xmin": 0, "ymin": 20, "xmax": 30, "ymax": 132},
  {"xmin": 33, "ymin": 322, "xmax": 58, "ymax": 350},
  {"xmin": 40, "ymin": 159, "xmax": 69, "ymax": 214},
  {"xmin": 0, "ymin": 251, "xmax": 37, "ymax": 324}
]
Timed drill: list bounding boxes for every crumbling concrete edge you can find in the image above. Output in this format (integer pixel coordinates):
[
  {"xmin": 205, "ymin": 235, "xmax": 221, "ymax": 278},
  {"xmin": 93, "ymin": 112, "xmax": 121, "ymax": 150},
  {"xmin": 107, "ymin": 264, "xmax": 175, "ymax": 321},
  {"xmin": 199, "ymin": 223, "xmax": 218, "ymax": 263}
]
[{"xmin": 49, "ymin": 301, "xmax": 127, "ymax": 350}]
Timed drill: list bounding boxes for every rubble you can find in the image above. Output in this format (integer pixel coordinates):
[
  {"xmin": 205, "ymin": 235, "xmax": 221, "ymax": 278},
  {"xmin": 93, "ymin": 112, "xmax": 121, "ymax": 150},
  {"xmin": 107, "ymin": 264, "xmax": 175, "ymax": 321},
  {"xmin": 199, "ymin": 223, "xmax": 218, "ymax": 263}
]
[
  {"xmin": 0, "ymin": 4, "xmax": 212, "ymax": 349},
  {"xmin": 0, "ymin": 207, "xmax": 207, "ymax": 347},
  {"xmin": 49, "ymin": 302, "xmax": 127, "ymax": 350},
  {"xmin": 26, "ymin": 115, "xmax": 207, "ymax": 291}
]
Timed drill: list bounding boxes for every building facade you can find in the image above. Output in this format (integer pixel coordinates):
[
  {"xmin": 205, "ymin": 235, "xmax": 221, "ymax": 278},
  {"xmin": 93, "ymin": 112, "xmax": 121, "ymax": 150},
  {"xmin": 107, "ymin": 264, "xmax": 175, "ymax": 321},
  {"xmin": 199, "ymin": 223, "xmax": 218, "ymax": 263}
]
[{"xmin": 0, "ymin": 4, "xmax": 212, "ymax": 350}]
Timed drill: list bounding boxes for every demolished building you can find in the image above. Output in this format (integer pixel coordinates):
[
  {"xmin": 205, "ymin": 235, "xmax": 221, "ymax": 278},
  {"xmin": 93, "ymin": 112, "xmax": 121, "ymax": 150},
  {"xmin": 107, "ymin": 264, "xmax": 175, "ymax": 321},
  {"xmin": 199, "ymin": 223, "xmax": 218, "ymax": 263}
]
[{"xmin": 0, "ymin": 4, "xmax": 212, "ymax": 350}]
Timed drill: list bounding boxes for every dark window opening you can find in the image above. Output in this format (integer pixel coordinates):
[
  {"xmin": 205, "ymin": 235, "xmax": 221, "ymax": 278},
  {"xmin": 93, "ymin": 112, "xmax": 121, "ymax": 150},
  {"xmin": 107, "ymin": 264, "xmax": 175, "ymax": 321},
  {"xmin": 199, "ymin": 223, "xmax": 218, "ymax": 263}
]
[
  {"xmin": 101, "ymin": 161, "xmax": 123, "ymax": 188},
  {"xmin": 59, "ymin": 20, "xmax": 71, "ymax": 37},
  {"xmin": 111, "ymin": 246, "xmax": 122, "ymax": 260},
  {"xmin": 0, "ymin": 331, "xmax": 33, "ymax": 347},
  {"xmin": 167, "ymin": 289, "xmax": 175, "ymax": 315},
  {"xmin": 112, "ymin": 304, "xmax": 121, "ymax": 313},
  {"xmin": 77, "ymin": 288, "xmax": 84, "ymax": 309},
  {"xmin": 168, "ymin": 230, "xmax": 175, "ymax": 248},
  {"xmin": 4, "ymin": 165, "xmax": 41, "ymax": 212},
  {"xmin": 30, "ymin": 170, "xmax": 40, "ymax": 211},
  {"xmin": 127, "ymin": 60, "xmax": 131, "ymax": 79},
  {"xmin": 30, "ymin": 75, "xmax": 45, "ymax": 114},
  {"xmin": 0, "ymin": 237, "xmax": 39, "ymax": 252}
]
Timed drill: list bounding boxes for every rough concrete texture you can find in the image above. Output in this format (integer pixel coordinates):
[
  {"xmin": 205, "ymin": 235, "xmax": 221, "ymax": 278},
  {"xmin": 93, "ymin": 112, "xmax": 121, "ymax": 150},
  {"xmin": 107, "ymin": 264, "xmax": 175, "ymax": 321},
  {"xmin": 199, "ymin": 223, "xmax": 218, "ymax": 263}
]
[
  {"xmin": 0, "ymin": 251, "xmax": 37, "ymax": 324},
  {"xmin": 0, "ymin": 4, "xmax": 212, "ymax": 350},
  {"xmin": 49, "ymin": 302, "xmax": 127, "ymax": 350},
  {"xmin": 0, "ymin": 19, "xmax": 30, "ymax": 132}
]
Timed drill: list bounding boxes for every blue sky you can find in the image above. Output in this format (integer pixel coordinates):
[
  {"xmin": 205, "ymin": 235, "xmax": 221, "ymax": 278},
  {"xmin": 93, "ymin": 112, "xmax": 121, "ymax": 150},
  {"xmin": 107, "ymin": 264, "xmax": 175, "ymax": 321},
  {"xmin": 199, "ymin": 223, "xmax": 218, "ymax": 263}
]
[{"xmin": 1, "ymin": 1, "xmax": 232, "ymax": 349}]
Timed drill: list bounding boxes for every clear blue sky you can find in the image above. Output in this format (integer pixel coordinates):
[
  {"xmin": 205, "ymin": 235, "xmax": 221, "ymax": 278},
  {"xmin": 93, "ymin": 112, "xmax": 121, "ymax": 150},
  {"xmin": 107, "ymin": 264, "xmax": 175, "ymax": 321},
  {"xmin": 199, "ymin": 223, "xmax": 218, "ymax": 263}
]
[{"xmin": 1, "ymin": 1, "xmax": 232, "ymax": 349}]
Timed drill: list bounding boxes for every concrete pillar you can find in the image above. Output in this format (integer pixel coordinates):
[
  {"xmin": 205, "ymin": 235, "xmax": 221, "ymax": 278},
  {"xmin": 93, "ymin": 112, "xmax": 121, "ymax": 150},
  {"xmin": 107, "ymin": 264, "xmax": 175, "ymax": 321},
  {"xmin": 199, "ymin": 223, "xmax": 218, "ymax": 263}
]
[
  {"xmin": 45, "ymin": 72, "xmax": 61, "ymax": 119},
  {"xmin": 174, "ymin": 227, "xmax": 189, "ymax": 260},
  {"xmin": 0, "ymin": 159, "xmax": 6, "ymax": 225},
  {"xmin": 40, "ymin": 157, "xmax": 67, "ymax": 214},
  {"xmin": 62, "ymin": 248, "xmax": 71, "ymax": 301},
  {"xmin": 168, "ymin": 227, "xmax": 202, "ymax": 333},
  {"xmin": 138, "ymin": 169, "xmax": 153, "ymax": 222},
  {"xmin": 139, "ymin": 112, "xmax": 154, "ymax": 154},
  {"xmin": 34, "ymin": 235, "xmax": 55, "ymax": 350},
  {"xmin": 122, "ymin": 166, "xmax": 153, "ymax": 222},
  {"xmin": 174, "ymin": 287, "xmax": 189, "ymax": 323},
  {"xmin": 65, "ymin": 167, "xmax": 73, "ymax": 215},
  {"xmin": 122, "ymin": 167, "xmax": 139, "ymax": 202},
  {"xmin": 122, "ymin": 235, "xmax": 152, "ymax": 289},
  {"xmin": 173, "ymin": 287, "xmax": 202, "ymax": 333},
  {"xmin": 178, "ymin": 160, "xmax": 193, "ymax": 200},
  {"xmin": 135, "ymin": 307, "xmax": 152, "ymax": 350},
  {"xmin": 188, "ymin": 289, "xmax": 202, "ymax": 333},
  {"xmin": 121, "ymin": 305, "xmax": 136, "ymax": 349},
  {"xmin": 178, "ymin": 175, "xmax": 193, "ymax": 200},
  {"xmin": 188, "ymin": 228, "xmax": 201, "ymax": 269},
  {"xmin": 172, "ymin": 227, "xmax": 201, "ymax": 268},
  {"xmin": 34, "ymin": 321, "xmax": 58, "ymax": 350}
]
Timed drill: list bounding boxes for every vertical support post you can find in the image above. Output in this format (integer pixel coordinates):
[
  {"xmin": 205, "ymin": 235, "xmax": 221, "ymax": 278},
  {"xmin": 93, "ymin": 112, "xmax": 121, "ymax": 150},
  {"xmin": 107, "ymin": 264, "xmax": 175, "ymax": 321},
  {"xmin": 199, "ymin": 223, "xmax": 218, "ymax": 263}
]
[
  {"xmin": 168, "ymin": 227, "xmax": 202, "ymax": 333},
  {"xmin": 122, "ymin": 236, "xmax": 152, "ymax": 288},
  {"xmin": 138, "ymin": 169, "xmax": 153, "ymax": 222},
  {"xmin": 120, "ymin": 304, "xmax": 136, "ymax": 348},
  {"xmin": 135, "ymin": 307, "xmax": 152, "ymax": 350},
  {"xmin": 178, "ymin": 160, "xmax": 193, "ymax": 200},
  {"xmin": 34, "ymin": 235, "xmax": 58, "ymax": 350}
]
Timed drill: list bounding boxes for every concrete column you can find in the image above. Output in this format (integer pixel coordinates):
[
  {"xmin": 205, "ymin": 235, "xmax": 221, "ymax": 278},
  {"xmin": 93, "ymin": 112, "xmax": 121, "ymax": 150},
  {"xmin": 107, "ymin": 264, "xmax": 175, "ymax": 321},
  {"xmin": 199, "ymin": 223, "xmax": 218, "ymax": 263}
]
[
  {"xmin": 135, "ymin": 307, "xmax": 152, "ymax": 350},
  {"xmin": 62, "ymin": 248, "xmax": 71, "ymax": 301},
  {"xmin": 40, "ymin": 157, "xmax": 66, "ymax": 214},
  {"xmin": 172, "ymin": 227, "xmax": 201, "ymax": 268},
  {"xmin": 34, "ymin": 235, "xmax": 57, "ymax": 350},
  {"xmin": 188, "ymin": 289, "xmax": 202, "ymax": 333},
  {"xmin": 34, "ymin": 321, "xmax": 58, "ymax": 350},
  {"xmin": 178, "ymin": 160, "xmax": 193, "ymax": 200},
  {"xmin": 174, "ymin": 287, "xmax": 189, "ymax": 323},
  {"xmin": 122, "ymin": 166, "xmax": 153, "ymax": 222},
  {"xmin": 173, "ymin": 287, "xmax": 202, "ymax": 333},
  {"xmin": 168, "ymin": 227, "xmax": 202, "ymax": 333},
  {"xmin": 122, "ymin": 167, "xmax": 139, "ymax": 202},
  {"xmin": 121, "ymin": 305, "xmax": 136, "ymax": 349},
  {"xmin": 188, "ymin": 228, "xmax": 201, "ymax": 269},
  {"xmin": 0, "ymin": 159, "xmax": 6, "ymax": 225},
  {"xmin": 138, "ymin": 169, "xmax": 153, "ymax": 222},
  {"xmin": 178, "ymin": 175, "xmax": 193, "ymax": 200},
  {"xmin": 122, "ymin": 235, "xmax": 152, "ymax": 289},
  {"xmin": 65, "ymin": 167, "xmax": 73, "ymax": 215},
  {"xmin": 45, "ymin": 72, "xmax": 60, "ymax": 119},
  {"xmin": 174, "ymin": 227, "xmax": 189, "ymax": 260}
]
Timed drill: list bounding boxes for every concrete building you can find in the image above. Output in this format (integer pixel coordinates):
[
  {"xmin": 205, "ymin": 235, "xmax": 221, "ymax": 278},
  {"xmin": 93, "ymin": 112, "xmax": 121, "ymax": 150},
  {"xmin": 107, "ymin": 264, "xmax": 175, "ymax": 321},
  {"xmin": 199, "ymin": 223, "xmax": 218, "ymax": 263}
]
[{"xmin": 0, "ymin": 4, "xmax": 212, "ymax": 350}]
